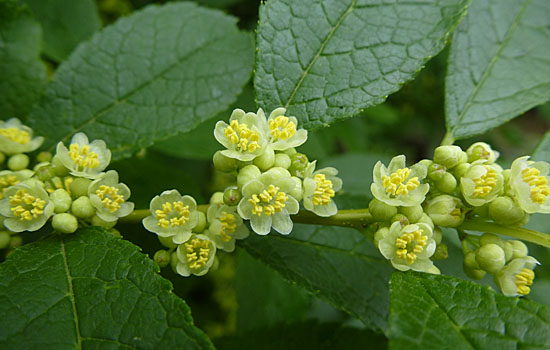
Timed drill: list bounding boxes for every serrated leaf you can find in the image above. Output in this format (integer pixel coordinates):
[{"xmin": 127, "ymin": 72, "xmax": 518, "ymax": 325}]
[
  {"xmin": 532, "ymin": 130, "xmax": 550, "ymax": 162},
  {"xmin": 21, "ymin": 0, "xmax": 101, "ymax": 62},
  {"xmin": 0, "ymin": 227, "xmax": 214, "ymax": 350},
  {"xmin": 445, "ymin": 0, "xmax": 550, "ymax": 140},
  {"xmin": 254, "ymin": 0, "xmax": 470, "ymax": 129},
  {"xmin": 0, "ymin": 0, "xmax": 47, "ymax": 119},
  {"xmin": 239, "ymin": 224, "xmax": 393, "ymax": 331},
  {"xmin": 388, "ymin": 272, "xmax": 550, "ymax": 349},
  {"xmin": 27, "ymin": 2, "xmax": 253, "ymax": 160}
]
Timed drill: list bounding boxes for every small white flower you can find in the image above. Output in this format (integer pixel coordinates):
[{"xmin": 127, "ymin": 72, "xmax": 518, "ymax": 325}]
[{"xmin": 56, "ymin": 133, "xmax": 111, "ymax": 179}]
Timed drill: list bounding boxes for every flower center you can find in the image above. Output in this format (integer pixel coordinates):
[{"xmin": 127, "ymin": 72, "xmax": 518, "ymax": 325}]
[
  {"xmin": 185, "ymin": 238, "xmax": 211, "ymax": 269},
  {"xmin": 395, "ymin": 229, "xmax": 427, "ymax": 264},
  {"xmin": 68, "ymin": 143, "xmax": 100, "ymax": 170},
  {"xmin": 95, "ymin": 185, "xmax": 124, "ymax": 212},
  {"xmin": 472, "ymin": 165, "xmax": 497, "ymax": 198},
  {"xmin": 248, "ymin": 185, "xmax": 288, "ymax": 216},
  {"xmin": 382, "ymin": 168, "xmax": 419, "ymax": 197},
  {"xmin": 515, "ymin": 268, "xmax": 535, "ymax": 296},
  {"xmin": 522, "ymin": 167, "xmax": 549, "ymax": 204},
  {"xmin": 9, "ymin": 190, "xmax": 46, "ymax": 221},
  {"xmin": 0, "ymin": 174, "xmax": 19, "ymax": 199},
  {"xmin": 224, "ymin": 120, "xmax": 261, "ymax": 153},
  {"xmin": 0, "ymin": 128, "xmax": 30, "ymax": 144},
  {"xmin": 269, "ymin": 116, "xmax": 296, "ymax": 141},
  {"xmin": 312, "ymin": 174, "xmax": 335, "ymax": 205},
  {"xmin": 155, "ymin": 201, "xmax": 190, "ymax": 228},
  {"xmin": 219, "ymin": 212, "xmax": 237, "ymax": 242}
]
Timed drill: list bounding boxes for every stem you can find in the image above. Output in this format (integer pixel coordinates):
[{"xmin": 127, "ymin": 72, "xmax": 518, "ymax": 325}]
[
  {"xmin": 457, "ymin": 220, "xmax": 550, "ymax": 248},
  {"xmin": 440, "ymin": 131, "xmax": 455, "ymax": 146}
]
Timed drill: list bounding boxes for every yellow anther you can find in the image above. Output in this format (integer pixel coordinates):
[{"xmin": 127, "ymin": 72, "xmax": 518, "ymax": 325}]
[
  {"xmin": 394, "ymin": 229, "xmax": 427, "ymax": 265},
  {"xmin": 68, "ymin": 143, "xmax": 100, "ymax": 170},
  {"xmin": 155, "ymin": 201, "xmax": 190, "ymax": 228},
  {"xmin": 312, "ymin": 174, "xmax": 335, "ymax": 206},
  {"xmin": 515, "ymin": 268, "xmax": 535, "ymax": 296},
  {"xmin": 522, "ymin": 167, "xmax": 550, "ymax": 204},
  {"xmin": 9, "ymin": 190, "xmax": 46, "ymax": 221},
  {"xmin": 223, "ymin": 120, "xmax": 261, "ymax": 153},
  {"xmin": 382, "ymin": 168, "xmax": 419, "ymax": 197},
  {"xmin": 0, "ymin": 174, "xmax": 20, "ymax": 199},
  {"xmin": 248, "ymin": 185, "xmax": 288, "ymax": 216},
  {"xmin": 0, "ymin": 127, "xmax": 31, "ymax": 144},
  {"xmin": 185, "ymin": 238, "xmax": 211, "ymax": 269},
  {"xmin": 472, "ymin": 165, "xmax": 498, "ymax": 198},
  {"xmin": 269, "ymin": 116, "xmax": 297, "ymax": 141},
  {"xmin": 95, "ymin": 185, "xmax": 124, "ymax": 213},
  {"xmin": 219, "ymin": 212, "xmax": 237, "ymax": 242}
]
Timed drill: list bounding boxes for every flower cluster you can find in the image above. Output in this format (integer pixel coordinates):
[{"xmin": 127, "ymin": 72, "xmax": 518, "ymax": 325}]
[
  {"xmin": 369, "ymin": 143, "xmax": 547, "ymax": 296},
  {"xmin": 143, "ymin": 107, "xmax": 343, "ymax": 277}
]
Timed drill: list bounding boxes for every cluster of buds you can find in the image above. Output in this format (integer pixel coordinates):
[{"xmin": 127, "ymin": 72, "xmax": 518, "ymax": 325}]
[
  {"xmin": 143, "ymin": 107, "xmax": 343, "ymax": 277},
  {"xmin": 0, "ymin": 118, "xmax": 134, "ymax": 250},
  {"xmin": 369, "ymin": 142, "xmax": 548, "ymax": 296}
]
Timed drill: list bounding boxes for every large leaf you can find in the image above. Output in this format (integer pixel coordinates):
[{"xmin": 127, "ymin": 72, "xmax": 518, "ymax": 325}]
[
  {"xmin": 388, "ymin": 272, "xmax": 550, "ymax": 349},
  {"xmin": 27, "ymin": 2, "xmax": 253, "ymax": 160},
  {"xmin": 22, "ymin": 0, "xmax": 101, "ymax": 62},
  {"xmin": 255, "ymin": 0, "xmax": 470, "ymax": 129},
  {"xmin": 532, "ymin": 130, "xmax": 550, "ymax": 162},
  {"xmin": 0, "ymin": 227, "xmax": 213, "ymax": 349},
  {"xmin": 239, "ymin": 224, "xmax": 393, "ymax": 332},
  {"xmin": 445, "ymin": 0, "xmax": 550, "ymax": 140},
  {"xmin": 0, "ymin": 0, "xmax": 47, "ymax": 119}
]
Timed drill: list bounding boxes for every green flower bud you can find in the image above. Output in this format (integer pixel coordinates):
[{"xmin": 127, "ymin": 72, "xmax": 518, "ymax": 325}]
[
  {"xmin": 479, "ymin": 233, "xmax": 503, "ymax": 248},
  {"xmin": 417, "ymin": 213, "xmax": 434, "ymax": 229},
  {"xmin": 453, "ymin": 162, "xmax": 471, "ymax": 179},
  {"xmin": 433, "ymin": 227, "xmax": 443, "ymax": 245},
  {"xmin": 428, "ymin": 163, "xmax": 446, "ymax": 181},
  {"xmin": 70, "ymin": 178, "xmax": 92, "ymax": 198},
  {"xmin": 464, "ymin": 265, "xmax": 487, "ymax": 280},
  {"xmin": 36, "ymin": 151, "xmax": 53, "ymax": 163},
  {"xmin": 466, "ymin": 142, "xmax": 499, "ymax": 163},
  {"xmin": 432, "ymin": 243, "xmax": 448, "ymax": 260},
  {"xmin": 399, "ymin": 204, "xmax": 423, "ymax": 223},
  {"xmin": 9, "ymin": 235, "xmax": 23, "ymax": 248},
  {"xmin": 0, "ymin": 152, "xmax": 5, "ymax": 165},
  {"xmin": 194, "ymin": 211, "xmax": 207, "ymax": 233},
  {"xmin": 154, "ymin": 250, "xmax": 171, "ymax": 268},
  {"xmin": 476, "ymin": 243, "xmax": 506, "ymax": 274},
  {"xmin": 433, "ymin": 145, "xmax": 467, "ymax": 169},
  {"xmin": 170, "ymin": 251, "xmax": 179, "ymax": 272},
  {"xmin": 289, "ymin": 176, "xmax": 303, "ymax": 202},
  {"xmin": 435, "ymin": 172, "xmax": 457, "ymax": 194},
  {"xmin": 283, "ymin": 147, "xmax": 297, "ymax": 156},
  {"xmin": 502, "ymin": 241, "xmax": 514, "ymax": 262},
  {"xmin": 71, "ymin": 196, "xmax": 95, "ymax": 219},
  {"xmin": 237, "ymin": 164, "xmax": 261, "ymax": 188},
  {"xmin": 52, "ymin": 213, "xmax": 78, "ymax": 234},
  {"xmin": 488, "ymin": 196, "xmax": 526, "ymax": 226},
  {"xmin": 369, "ymin": 198, "xmax": 398, "ymax": 221},
  {"xmin": 391, "ymin": 213, "xmax": 409, "ymax": 227},
  {"xmin": 210, "ymin": 192, "xmax": 224, "ymax": 205},
  {"xmin": 35, "ymin": 164, "xmax": 56, "ymax": 182},
  {"xmin": 7, "ymin": 154, "xmax": 30, "ymax": 171},
  {"xmin": 253, "ymin": 147, "xmax": 275, "ymax": 171},
  {"xmin": 158, "ymin": 235, "xmax": 177, "ymax": 249},
  {"xmin": 266, "ymin": 166, "xmax": 291, "ymax": 179},
  {"xmin": 424, "ymin": 195, "xmax": 464, "ymax": 227},
  {"xmin": 223, "ymin": 187, "xmax": 242, "ymax": 206},
  {"xmin": 274, "ymin": 153, "xmax": 291, "ymax": 169},
  {"xmin": 51, "ymin": 155, "xmax": 70, "ymax": 177},
  {"xmin": 0, "ymin": 231, "xmax": 11, "ymax": 249},
  {"xmin": 50, "ymin": 189, "xmax": 72, "ymax": 213},
  {"xmin": 510, "ymin": 240, "xmax": 528, "ymax": 260},
  {"xmin": 91, "ymin": 214, "xmax": 117, "ymax": 229},
  {"xmin": 288, "ymin": 153, "xmax": 309, "ymax": 177},
  {"xmin": 373, "ymin": 226, "xmax": 389, "ymax": 248},
  {"xmin": 418, "ymin": 159, "xmax": 433, "ymax": 168},
  {"xmin": 213, "ymin": 150, "xmax": 240, "ymax": 172},
  {"xmin": 464, "ymin": 251, "xmax": 480, "ymax": 270}
]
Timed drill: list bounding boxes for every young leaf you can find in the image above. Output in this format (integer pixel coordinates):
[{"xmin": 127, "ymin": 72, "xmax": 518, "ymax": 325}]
[
  {"xmin": 27, "ymin": 2, "xmax": 253, "ymax": 160},
  {"xmin": 0, "ymin": 227, "xmax": 214, "ymax": 349},
  {"xmin": 21, "ymin": 0, "xmax": 101, "ymax": 62},
  {"xmin": 445, "ymin": 0, "xmax": 550, "ymax": 140},
  {"xmin": 0, "ymin": 0, "xmax": 47, "ymax": 119},
  {"xmin": 388, "ymin": 272, "xmax": 550, "ymax": 349},
  {"xmin": 255, "ymin": 0, "xmax": 470, "ymax": 129},
  {"xmin": 239, "ymin": 224, "xmax": 393, "ymax": 332}
]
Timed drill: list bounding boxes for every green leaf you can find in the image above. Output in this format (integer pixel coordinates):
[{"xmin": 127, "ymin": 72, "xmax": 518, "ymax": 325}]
[
  {"xmin": 21, "ymin": 0, "xmax": 101, "ymax": 62},
  {"xmin": 239, "ymin": 224, "xmax": 393, "ymax": 331},
  {"xmin": 255, "ymin": 0, "xmax": 470, "ymax": 129},
  {"xmin": 0, "ymin": 0, "xmax": 47, "ymax": 119},
  {"xmin": 388, "ymin": 272, "xmax": 550, "ymax": 349},
  {"xmin": 445, "ymin": 0, "xmax": 550, "ymax": 140},
  {"xmin": 27, "ymin": 2, "xmax": 254, "ymax": 160},
  {"xmin": 532, "ymin": 130, "xmax": 550, "ymax": 162},
  {"xmin": 0, "ymin": 227, "xmax": 214, "ymax": 349}
]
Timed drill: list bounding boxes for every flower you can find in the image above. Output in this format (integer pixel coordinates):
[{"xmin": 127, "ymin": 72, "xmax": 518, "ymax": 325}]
[
  {"xmin": 206, "ymin": 204, "xmax": 249, "ymax": 252},
  {"xmin": 142, "ymin": 189, "xmax": 199, "ymax": 244},
  {"xmin": 508, "ymin": 156, "xmax": 550, "ymax": 213},
  {"xmin": 371, "ymin": 155, "xmax": 429, "ymax": 207},
  {"xmin": 88, "ymin": 170, "xmax": 134, "ymax": 222},
  {"xmin": 0, "ymin": 118, "xmax": 44, "ymax": 155},
  {"xmin": 460, "ymin": 160, "xmax": 503, "ymax": 206},
  {"xmin": 214, "ymin": 109, "xmax": 269, "ymax": 161},
  {"xmin": 0, "ymin": 170, "xmax": 33, "ymax": 199},
  {"xmin": 266, "ymin": 108, "xmax": 307, "ymax": 151},
  {"xmin": 237, "ymin": 171, "xmax": 299, "ymax": 235},
  {"xmin": 378, "ymin": 221, "xmax": 437, "ymax": 273},
  {"xmin": 424, "ymin": 195, "xmax": 464, "ymax": 227},
  {"xmin": 56, "ymin": 132, "xmax": 111, "ymax": 179},
  {"xmin": 0, "ymin": 181, "xmax": 54, "ymax": 232},
  {"xmin": 495, "ymin": 256, "xmax": 539, "ymax": 297},
  {"xmin": 175, "ymin": 234, "xmax": 217, "ymax": 277},
  {"xmin": 302, "ymin": 161, "xmax": 342, "ymax": 217},
  {"xmin": 466, "ymin": 142, "xmax": 499, "ymax": 163}
]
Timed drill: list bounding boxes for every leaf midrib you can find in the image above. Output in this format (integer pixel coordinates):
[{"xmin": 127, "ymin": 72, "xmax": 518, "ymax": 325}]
[{"xmin": 61, "ymin": 239, "xmax": 82, "ymax": 348}]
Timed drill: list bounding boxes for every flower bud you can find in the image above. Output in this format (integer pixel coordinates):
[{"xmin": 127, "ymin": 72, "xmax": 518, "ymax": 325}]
[
  {"xmin": 288, "ymin": 153, "xmax": 309, "ymax": 177},
  {"xmin": 91, "ymin": 215, "xmax": 117, "ymax": 229},
  {"xmin": 399, "ymin": 204, "xmax": 423, "ymax": 223},
  {"xmin": 253, "ymin": 147, "xmax": 275, "ymax": 171},
  {"xmin": 435, "ymin": 172, "xmax": 457, "ymax": 194},
  {"xmin": 50, "ymin": 189, "xmax": 72, "ymax": 213},
  {"xmin": 52, "ymin": 213, "xmax": 78, "ymax": 234},
  {"xmin": 158, "ymin": 235, "xmax": 177, "ymax": 249},
  {"xmin": 417, "ymin": 213, "xmax": 434, "ymax": 229},
  {"xmin": 213, "ymin": 151, "xmax": 239, "ymax": 172},
  {"xmin": 265, "ymin": 166, "xmax": 291, "ymax": 179},
  {"xmin": 154, "ymin": 250, "xmax": 171, "ymax": 268},
  {"xmin": 502, "ymin": 241, "xmax": 514, "ymax": 262},
  {"xmin": 70, "ymin": 178, "xmax": 92, "ymax": 198},
  {"xmin": 466, "ymin": 142, "xmax": 499, "ymax": 163},
  {"xmin": 418, "ymin": 159, "xmax": 433, "ymax": 168},
  {"xmin": 431, "ymin": 243, "xmax": 448, "ymax": 260},
  {"xmin": 71, "ymin": 196, "xmax": 95, "ymax": 219},
  {"xmin": 464, "ymin": 251, "xmax": 479, "ymax": 270},
  {"xmin": 391, "ymin": 213, "xmax": 409, "ymax": 227},
  {"xmin": 289, "ymin": 176, "xmax": 303, "ymax": 202},
  {"xmin": 373, "ymin": 227, "xmax": 389, "ymax": 248},
  {"xmin": 194, "ymin": 211, "xmax": 207, "ymax": 233},
  {"xmin": 464, "ymin": 265, "xmax": 487, "ymax": 280},
  {"xmin": 36, "ymin": 151, "xmax": 53, "ymax": 163},
  {"xmin": 283, "ymin": 148, "xmax": 297, "ymax": 156},
  {"xmin": 428, "ymin": 163, "xmax": 446, "ymax": 181},
  {"xmin": 0, "ymin": 231, "xmax": 11, "ymax": 249},
  {"xmin": 510, "ymin": 240, "xmax": 528, "ymax": 260},
  {"xmin": 223, "ymin": 187, "xmax": 241, "ymax": 206},
  {"xmin": 368, "ymin": 198, "xmax": 397, "ymax": 222},
  {"xmin": 424, "ymin": 195, "xmax": 464, "ymax": 227},
  {"xmin": 476, "ymin": 243, "xmax": 505, "ymax": 274},
  {"xmin": 488, "ymin": 196, "xmax": 526, "ymax": 226},
  {"xmin": 237, "ymin": 164, "xmax": 261, "ymax": 188},
  {"xmin": 35, "ymin": 164, "xmax": 56, "ymax": 182},
  {"xmin": 274, "ymin": 153, "xmax": 291, "ymax": 169},
  {"xmin": 479, "ymin": 233, "xmax": 503, "ymax": 248},
  {"xmin": 0, "ymin": 152, "xmax": 5, "ymax": 165},
  {"xmin": 433, "ymin": 145, "xmax": 467, "ymax": 169},
  {"xmin": 453, "ymin": 162, "xmax": 470, "ymax": 179},
  {"xmin": 170, "ymin": 251, "xmax": 179, "ymax": 272},
  {"xmin": 7, "ymin": 154, "xmax": 30, "ymax": 171},
  {"xmin": 433, "ymin": 227, "xmax": 442, "ymax": 245},
  {"xmin": 210, "ymin": 192, "xmax": 224, "ymax": 205},
  {"xmin": 9, "ymin": 235, "xmax": 23, "ymax": 248},
  {"xmin": 51, "ymin": 155, "xmax": 70, "ymax": 177}
]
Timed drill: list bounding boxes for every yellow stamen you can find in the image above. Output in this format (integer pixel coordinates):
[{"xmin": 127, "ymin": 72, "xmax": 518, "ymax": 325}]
[
  {"xmin": 9, "ymin": 190, "xmax": 46, "ymax": 221},
  {"xmin": 247, "ymin": 184, "xmax": 288, "ymax": 216},
  {"xmin": 219, "ymin": 212, "xmax": 237, "ymax": 242},
  {"xmin": 0, "ymin": 128, "xmax": 30, "ymax": 144},
  {"xmin": 515, "ymin": 268, "xmax": 535, "ymax": 296},
  {"xmin": 395, "ymin": 229, "xmax": 427, "ymax": 265},
  {"xmin": 0, "ymin": 174, "xmax": 20, "ymax": 199},
  {"xmin": 185, "ymin": 238, "xmax": 211, "ymax": 269},
  {"xmin": 155, "ymin": 201, "xmax": 190, "ymax": 228},
  {"xmin": 522, "ymin": 167, "xmax": 550, "ymax": 204},
  {"xmin": 472, "ymin": 165, "xmax": 497, "ymax": 198},
  {"xmin": 68, "ymin": 143, "xmax": 100, "ymax": 170},
  {"xmin": 224, "ymin": 120, "xmax": 261, "ymax": 153},
  {"xmin": 312, "ymin": 174, "xmax": 335, "ymax": 206},
  {"xmin": 382, "ymin": 168, "xmax": 419, "ymax": 197},
  {"xmin": 95, "ymin": 185, "xmax": 125, "ymax": 213},
  {"xmin": 269, "ymin": 116, "xmax": 296, "ymax": 141}
]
